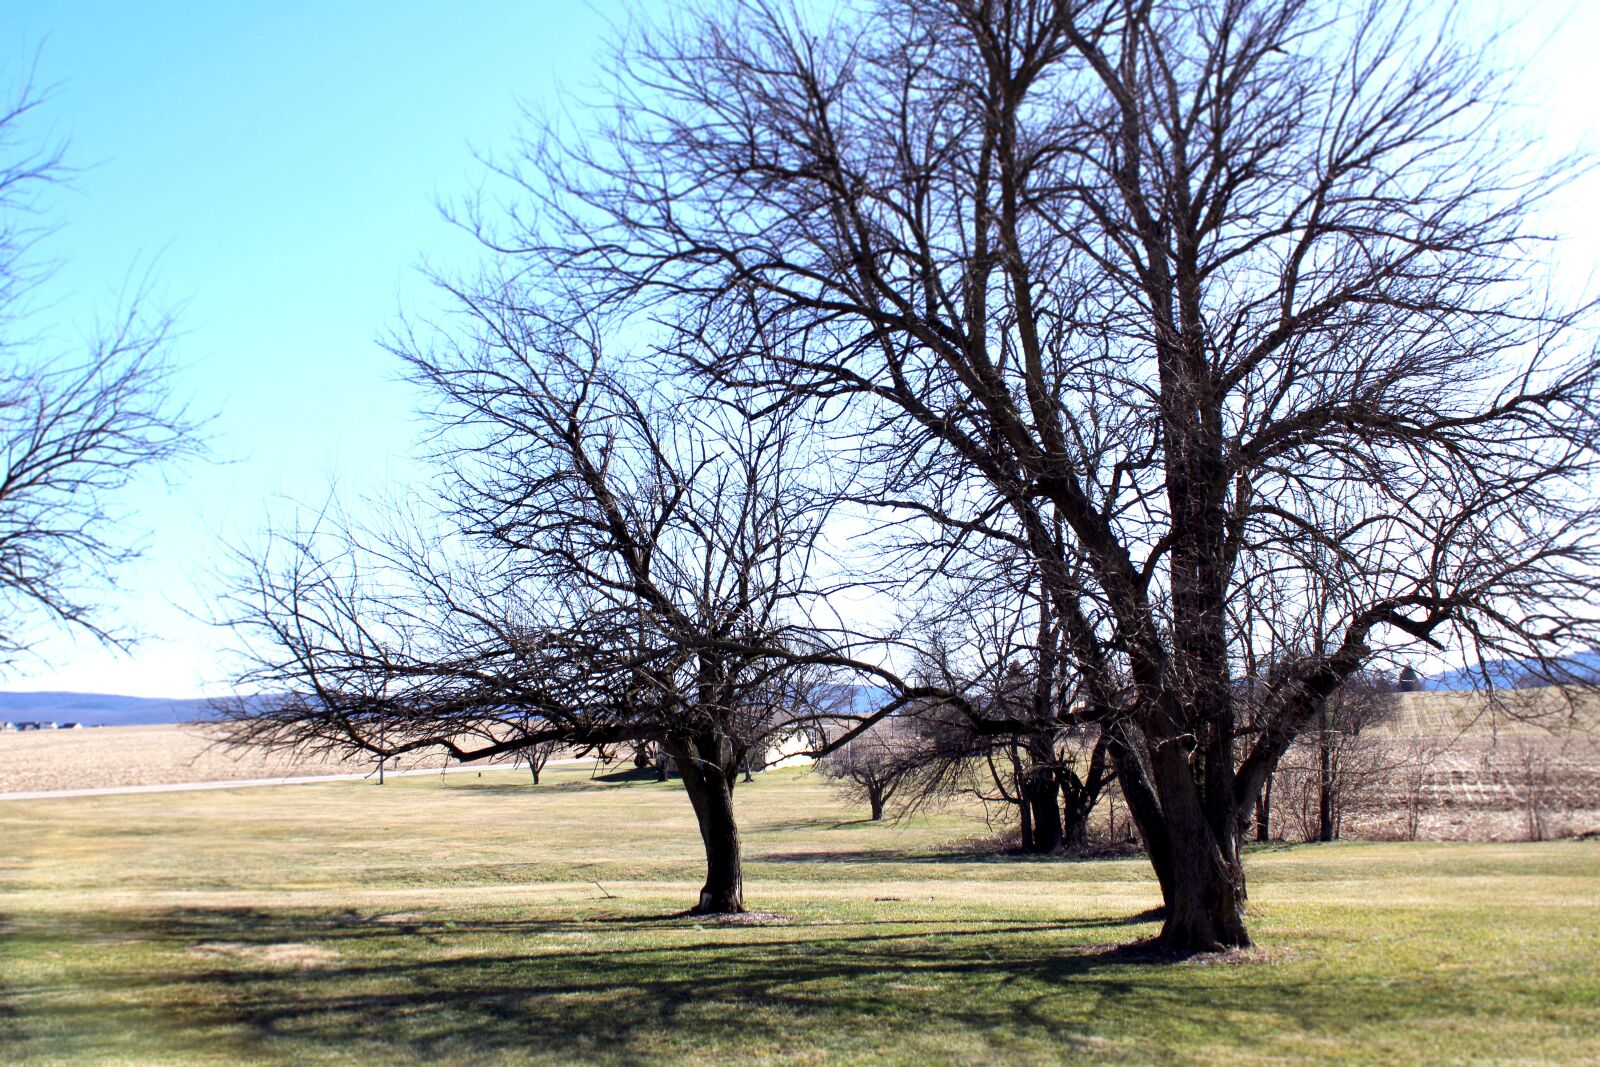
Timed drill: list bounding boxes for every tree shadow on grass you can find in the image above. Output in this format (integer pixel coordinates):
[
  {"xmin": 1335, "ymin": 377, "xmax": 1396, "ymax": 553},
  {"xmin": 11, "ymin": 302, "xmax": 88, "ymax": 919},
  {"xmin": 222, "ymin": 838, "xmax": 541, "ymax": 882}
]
[
  {"xmin": 583, "ymin": 766, "xmax": 674, "ymax": 785},
  {"xmin": 19, "ymin": 902, "xmax": 1486, "ymax": 1065},
  {"xmin": 754, "ymin": 846, "xmax": 1131, "ymax": 865},
  {"xmin": 0, "ymin": 914, "xmax": 28, "ymax": 1055}
]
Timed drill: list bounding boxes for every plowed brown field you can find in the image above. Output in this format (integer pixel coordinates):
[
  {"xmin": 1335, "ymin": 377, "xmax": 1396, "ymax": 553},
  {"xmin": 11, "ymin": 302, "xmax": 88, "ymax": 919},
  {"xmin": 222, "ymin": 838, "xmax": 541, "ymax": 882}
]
[{"xmin": 0, "ymin": 724, "xmax": 390, "ymax": 792}]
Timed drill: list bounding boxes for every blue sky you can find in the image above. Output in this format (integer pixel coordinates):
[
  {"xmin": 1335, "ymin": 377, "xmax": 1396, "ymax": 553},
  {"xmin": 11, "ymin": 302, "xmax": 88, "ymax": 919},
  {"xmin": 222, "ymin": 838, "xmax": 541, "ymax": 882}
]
[
  {"xmin": 0, "ymin": 1, "xmax": 1596, "ymax": 698},
  {"xmin": 0, "ymin": 0, "xmax": 665, "ymax": 696}
]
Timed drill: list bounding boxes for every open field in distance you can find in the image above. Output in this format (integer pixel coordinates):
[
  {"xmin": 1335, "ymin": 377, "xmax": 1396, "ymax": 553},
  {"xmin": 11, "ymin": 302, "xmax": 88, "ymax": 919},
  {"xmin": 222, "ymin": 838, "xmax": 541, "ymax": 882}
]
[
  {"xmin": 0, "ymin": 724, "xmax": 528, "ymax": 794},
  {"xmin": 3, "ymin": 764, "xmax": 1598, "ymax": 1065},
  {"xmin": 3, "ymin": 689, "xmax": 1597, "ymax": 791},
  {"xmin": 1269, "ymin": 692, "xmax": 1600, "ymax": 843},
  {"xmin": 1384, "ymin": 688, "xmax": 1600, "ymax": 735},
  {"xmin": 6, "ymin": 693, "xmax": 1597, "ymax": 844}
]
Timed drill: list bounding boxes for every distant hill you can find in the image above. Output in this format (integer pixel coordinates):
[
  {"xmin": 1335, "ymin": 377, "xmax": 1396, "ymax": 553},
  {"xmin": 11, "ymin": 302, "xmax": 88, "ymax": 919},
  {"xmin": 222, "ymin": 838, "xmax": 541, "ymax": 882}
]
[
  {"xmin": 0, "ymin": 691, "xmax": 229, "ymax": 727},
  {"xmin": 1423, "ymin": 649, "xmax": 1600, "ymax": 692},
  {"xmin": 5, "ymin": 660, "xmax": 1589, "ymax": 731}
]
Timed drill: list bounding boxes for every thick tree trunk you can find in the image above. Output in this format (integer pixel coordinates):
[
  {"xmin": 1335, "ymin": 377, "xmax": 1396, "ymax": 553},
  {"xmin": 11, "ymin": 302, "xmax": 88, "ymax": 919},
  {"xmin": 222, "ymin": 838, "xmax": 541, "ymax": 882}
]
[
  {"xmin": 1149, "ymin": 743, "xmax": 1250, "ymax": 951},
  {"xmin": 868, "ymin": 783, "xmax": 886, "ymax": 821},
  {"xmin": 1023, "ymin": 770, "xmax": 1063, "ymax": 852},
  {"xmin": 1160, "ymin": 830, "xmax": 1249, "ymax": 951},
  {"xmin": 1061, "ymin": 795, "xmax": 1091, "ymax": 851},
  {"xmin": 668, "ymin": 736, "xmax": 744, "ymax": 915},
  {"xmin": 1022, "ymin": 733, "xmax": 1063, "ymax": 852}
]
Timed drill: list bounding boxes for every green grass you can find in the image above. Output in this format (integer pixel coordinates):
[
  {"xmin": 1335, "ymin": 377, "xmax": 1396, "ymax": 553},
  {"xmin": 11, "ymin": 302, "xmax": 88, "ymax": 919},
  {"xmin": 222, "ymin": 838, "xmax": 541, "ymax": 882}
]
[{"xmin": 2, "ymin": 764, "xmax": 1597, "ymax": 1065}]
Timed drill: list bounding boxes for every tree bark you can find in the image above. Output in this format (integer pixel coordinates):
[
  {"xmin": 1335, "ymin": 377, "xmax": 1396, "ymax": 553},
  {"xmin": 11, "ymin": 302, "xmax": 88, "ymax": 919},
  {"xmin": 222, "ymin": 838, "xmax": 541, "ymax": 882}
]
[
  {"xmin": 1104, "ymin": 722, "xmax": 1174, "ymax": 901},
  {"xmin": 1023, "ymin": 769, "xmax": 1063, "ymax": 852},
  {"xmin": 1149, "ymin": 742, "xmax": 1250, "ymax": 951},
  {"xmin": 1021, "ymin": 733, "xmax": 1063, "ymax": 852},
  {"xmin": 1254, "ymin": 772, "xmax": 1273, "ymax": 843},
  {"xmin": 1061, "ymin": 795, "xmax": 1091, "ymax": 851},
  {"xmin": 868, "ymin": 784, "xmax": 886, "ymax": 821},
  {"xmin": 668, "ymin": 736, "xmax": 745, "ymax": 914}
]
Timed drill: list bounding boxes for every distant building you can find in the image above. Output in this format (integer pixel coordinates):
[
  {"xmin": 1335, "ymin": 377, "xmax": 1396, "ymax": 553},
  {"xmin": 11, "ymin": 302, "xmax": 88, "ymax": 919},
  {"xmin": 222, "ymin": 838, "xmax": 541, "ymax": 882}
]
[
  {"xmin": 0, "ymin": 720, "xmax": 14, "ymax": 732},
  {"xmin": 61, "ymin": 721, "xmax": 85, "ymax": 729},
  {"xmin": 16, "ymin": 721, "xmax": 58, "ymax": 731}
]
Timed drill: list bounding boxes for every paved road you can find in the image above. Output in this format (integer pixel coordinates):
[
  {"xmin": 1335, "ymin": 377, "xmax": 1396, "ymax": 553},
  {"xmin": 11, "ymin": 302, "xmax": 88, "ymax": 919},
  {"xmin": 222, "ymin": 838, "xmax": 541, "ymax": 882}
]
[{"xmin": 0, "ymin": 758, "xmax": 589, "ymax": 802}]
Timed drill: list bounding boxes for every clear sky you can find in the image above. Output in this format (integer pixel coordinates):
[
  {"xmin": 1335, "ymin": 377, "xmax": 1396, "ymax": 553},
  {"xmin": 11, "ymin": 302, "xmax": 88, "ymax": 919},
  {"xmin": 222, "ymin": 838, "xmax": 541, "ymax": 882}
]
[
  {"xmin": 0, "ymin": 0, "xmax": 669, "ymax": 697},
  {"xmin": 0, "ymin": 0, "xmax": 1596, "ymax": 698}
]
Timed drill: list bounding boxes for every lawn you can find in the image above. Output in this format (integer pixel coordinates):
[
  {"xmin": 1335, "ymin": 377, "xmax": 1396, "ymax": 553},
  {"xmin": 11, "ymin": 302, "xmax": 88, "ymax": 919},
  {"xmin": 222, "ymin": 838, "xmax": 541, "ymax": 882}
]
[{"xmin": 2, "ymin": 764, "xmax": 1597, "ymax": 1065}]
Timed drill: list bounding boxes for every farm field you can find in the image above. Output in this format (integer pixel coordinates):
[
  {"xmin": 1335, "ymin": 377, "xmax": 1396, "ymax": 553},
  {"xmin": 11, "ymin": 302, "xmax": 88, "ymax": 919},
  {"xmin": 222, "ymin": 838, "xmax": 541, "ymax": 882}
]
[
  {"xmin": 3, "ymin": 763, "xmax": 1598, "ymax": 1065},
  {"xmin": 0, "ymin": 725, "xmax": 538, "ymax": 794},
  {"xmin": 0, "ymin": 725, "xmax": 372, "ymax": 793}
]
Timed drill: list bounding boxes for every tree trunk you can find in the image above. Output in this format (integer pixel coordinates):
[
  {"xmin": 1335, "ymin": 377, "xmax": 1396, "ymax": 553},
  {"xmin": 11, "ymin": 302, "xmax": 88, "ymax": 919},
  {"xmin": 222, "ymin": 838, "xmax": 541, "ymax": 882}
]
[
  {"xmin": 1149, "ymin": 743, "xmax": 1250, "ymax": 952},
  {"xmin": 868, "ymin": 784, "xmax": 886, "ymax": 821},
  {"xmin": 1254, "ymin": 772, "xmax": 1273, "ymax": 842},
  {"xmin": 1023, "ymin": 770, "xmax": 1063, "ymax": 852},
  {"xmin": 1160, "ymin": 829, "xmax": 1249, "ymax": 951},
  {"xmin": 668, "ymin": 736, "xmax": 745, "ymax": 915},
  {"xmin": 1104, "ymin": 722, "xmax": 1174, "ymax": 901},
  {"xmin": 1061, "ymin": 795, "xmax": 1091, "ymax": 851},
  {"xmin": 1022, "ymin": 733, "xmax": 1063, "ymax": 852},
  {"xmin": 1009, "ymin": 741, "xmax": 1034, "ymax": 850}
]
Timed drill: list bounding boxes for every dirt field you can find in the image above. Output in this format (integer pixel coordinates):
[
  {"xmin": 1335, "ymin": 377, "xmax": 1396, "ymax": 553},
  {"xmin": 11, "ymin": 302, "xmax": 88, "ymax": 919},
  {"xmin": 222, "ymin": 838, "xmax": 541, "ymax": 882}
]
[
  {"xmin": 1383, "ymin": 687, "xmax": 1600, "ymax": 735},
  {"xmin": 1261, "ymin": 691, "xmax": 1600, "ymax": 843},
  {"xmin": 0, "ymin": 725, "xmax": 492, "ymax": 793}
]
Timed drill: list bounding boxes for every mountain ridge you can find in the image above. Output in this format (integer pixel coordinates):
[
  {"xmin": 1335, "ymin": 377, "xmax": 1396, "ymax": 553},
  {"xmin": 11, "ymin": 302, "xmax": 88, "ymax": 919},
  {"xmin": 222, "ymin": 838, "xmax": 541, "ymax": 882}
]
[{"xmin": 0, "ymin": 691, "xmax": 226, "ymax": 727}]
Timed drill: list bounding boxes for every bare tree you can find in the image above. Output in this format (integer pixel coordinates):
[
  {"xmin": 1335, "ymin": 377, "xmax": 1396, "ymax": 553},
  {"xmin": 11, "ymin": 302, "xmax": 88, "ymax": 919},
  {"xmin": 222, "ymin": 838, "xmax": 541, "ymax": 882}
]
[
  {"xmin": 819, "ymin": 716, "xmax": 918, "ymax": 820},
  {"xmin": 500, "ymin": 0, "xmax": 1600, "ymax": 949},
  {"xmin": 1245, "ymin": 669, "xmax": 1396, "ymax": 842},
  {"xmin": 221, "ymin": 301, "xmax": 902, "ymax": 915},
  {"xmin": 0, "ymin": 76, "xmax": 198, "ymax": 659}
]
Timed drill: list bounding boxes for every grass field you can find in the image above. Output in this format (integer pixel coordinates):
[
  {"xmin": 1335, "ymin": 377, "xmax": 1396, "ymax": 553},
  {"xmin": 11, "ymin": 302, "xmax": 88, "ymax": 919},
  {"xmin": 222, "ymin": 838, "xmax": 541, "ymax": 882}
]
[{"xmin": 3, "ymin": 763, "xmax": 1598, "ymax": 1065}]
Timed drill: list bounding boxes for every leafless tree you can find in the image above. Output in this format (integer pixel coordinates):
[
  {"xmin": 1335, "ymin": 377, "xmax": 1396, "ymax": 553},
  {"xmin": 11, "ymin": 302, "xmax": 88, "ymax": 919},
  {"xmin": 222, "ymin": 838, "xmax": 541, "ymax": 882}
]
[
  {"xmin": 898, "ymin": 599, "xmax": 1118, "ymax": 852},
  {"xmin": 220, "ymin": 299, "xmax": 916, "ymax": 914},
  {"xmin": 0, "ymin": 75, "xmax": 198, "ymax": 660},
  {"xmin": 818, "ymin": 716, "xmax": 919, "ymax": 820},
  {"xmin": 1245, "ymin": 669, "xmax": 1396, "ymax": 842},
  {"xmin": 1492, "ymin": 733, "xmax": 1598, "ymax": 842},
  {"xmin": 498, "ymin": 0, "xmax": 1600, "ymax": 949}
]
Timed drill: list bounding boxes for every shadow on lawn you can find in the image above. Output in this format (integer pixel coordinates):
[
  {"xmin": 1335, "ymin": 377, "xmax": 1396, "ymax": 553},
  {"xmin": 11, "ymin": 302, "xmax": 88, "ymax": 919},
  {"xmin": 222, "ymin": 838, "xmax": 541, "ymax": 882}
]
[
  {"xmin": 25, "ymin": 903, "xmax": 1407, "ymax": 1065},
  {"xmin": 0, "ymin": 915, "xmax": 26, "ymax": 1053},
  {"xmin": 754, "ymin": 846, "xmax": 1137, "ymax": 865}
]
